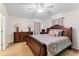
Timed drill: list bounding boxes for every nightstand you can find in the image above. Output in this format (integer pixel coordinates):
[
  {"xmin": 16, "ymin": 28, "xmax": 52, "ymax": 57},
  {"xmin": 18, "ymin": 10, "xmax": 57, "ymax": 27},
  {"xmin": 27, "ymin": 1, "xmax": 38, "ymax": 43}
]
[{"xmin": 40, "ymin": 29, "xmax": 47, "ymax": 34}]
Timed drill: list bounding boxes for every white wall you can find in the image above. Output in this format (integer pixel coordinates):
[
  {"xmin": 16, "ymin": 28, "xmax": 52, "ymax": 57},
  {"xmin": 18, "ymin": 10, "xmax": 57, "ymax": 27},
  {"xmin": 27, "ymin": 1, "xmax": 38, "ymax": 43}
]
[
  {"xmin": 7, "ymin": 16, "xmax": 33, "ymax": 43},
  {"xmin": 43, "ymin": 10, "xmax": 79, "ymax": 50},
  {"xmin": 43, "ymin": 13, "xmax": 64, "ymax": 31},
  {"xmin": 0, "ymin": 4, "xmax": 7, "ymax": 16},
  {"xmin": 64, "ymin": 9, "xmax": 79, "ymax": 50},
  {"xmin": 7, "ymin": 16, "xmax": 44, "ymax": 43},
  {"xmin": 4, "ymin": 3, "xmax": 79, "ymax": 50}
]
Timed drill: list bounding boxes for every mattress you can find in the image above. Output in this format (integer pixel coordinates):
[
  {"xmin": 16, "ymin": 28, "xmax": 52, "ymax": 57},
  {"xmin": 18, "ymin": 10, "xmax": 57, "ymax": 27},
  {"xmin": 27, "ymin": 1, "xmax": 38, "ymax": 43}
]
[{"xmin": 31, "ymin": 34, "xmax": 71, "ymax": 56}]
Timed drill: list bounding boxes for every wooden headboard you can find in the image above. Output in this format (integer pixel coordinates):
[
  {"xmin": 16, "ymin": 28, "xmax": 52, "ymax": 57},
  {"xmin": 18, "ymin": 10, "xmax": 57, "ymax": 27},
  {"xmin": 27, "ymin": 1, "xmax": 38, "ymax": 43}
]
[
  {"xmin": 47, "ymin": 25, "xmax": 64, "ymax": 33},
  {"xmin": 46, "ymin": 25, "xmax": 72, "ymax": 41}
]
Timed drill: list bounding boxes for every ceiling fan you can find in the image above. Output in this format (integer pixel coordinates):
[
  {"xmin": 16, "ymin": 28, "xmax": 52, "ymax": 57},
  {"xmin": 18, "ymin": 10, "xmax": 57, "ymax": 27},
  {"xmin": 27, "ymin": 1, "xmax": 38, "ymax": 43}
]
[{"xmin": 21, "ymin": 3, "xmax": 54, "ymax": 13}]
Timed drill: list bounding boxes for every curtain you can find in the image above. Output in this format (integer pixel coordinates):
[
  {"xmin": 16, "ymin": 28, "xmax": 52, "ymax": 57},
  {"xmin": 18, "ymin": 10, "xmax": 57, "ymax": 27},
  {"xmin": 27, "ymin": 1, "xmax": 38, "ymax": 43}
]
[
  {"xmin": 33, "ymin": 22, "xmax": 41, "ymax": 35},
  {"xmin": 52, "ymin": 17, "xmax": 64, "ymax": 26}
]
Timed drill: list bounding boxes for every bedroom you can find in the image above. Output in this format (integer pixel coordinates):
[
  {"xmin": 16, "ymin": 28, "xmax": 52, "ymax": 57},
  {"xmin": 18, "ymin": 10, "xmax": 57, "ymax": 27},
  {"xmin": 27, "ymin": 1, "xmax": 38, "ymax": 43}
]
[{"xmin": 0, "ymin": 3, "xmax": 79, "ymax": 56}]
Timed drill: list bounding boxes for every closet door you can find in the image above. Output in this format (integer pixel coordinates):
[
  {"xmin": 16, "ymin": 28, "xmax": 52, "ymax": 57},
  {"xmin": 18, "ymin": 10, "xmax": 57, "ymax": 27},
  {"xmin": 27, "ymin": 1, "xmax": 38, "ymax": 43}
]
[
  {"xmin": 0, "ymin": 14, "xmax": 6, "ymax": 50},
  {"xmin": 2, "ymin": 15, "xmax": 6, "ymax": 50},
  {"xmin": 0, "ymin": 14, "xmax": 2, "ymax": 50}
]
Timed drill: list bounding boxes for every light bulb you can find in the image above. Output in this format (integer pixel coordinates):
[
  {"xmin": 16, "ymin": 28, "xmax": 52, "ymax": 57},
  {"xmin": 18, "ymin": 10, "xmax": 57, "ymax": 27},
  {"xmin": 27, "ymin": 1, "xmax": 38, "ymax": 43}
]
[{"xmin": 37, "ymin": 9, "xmax": 43, "ymax": 13}]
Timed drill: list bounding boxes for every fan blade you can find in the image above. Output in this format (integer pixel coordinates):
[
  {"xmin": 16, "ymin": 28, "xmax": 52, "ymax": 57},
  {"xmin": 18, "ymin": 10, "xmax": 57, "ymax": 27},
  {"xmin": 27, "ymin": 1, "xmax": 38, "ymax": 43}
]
[
  {"xmin": 39, "ymin": 3, "xmax": 44, "ymax": 8},
  {"xmin": 44, "ymin": 3, "xmax": 54, "ymax": 8},
  {"xmin": 26, "ymin": 9, "xmax": 36, "ymax": 12},
  {"xmin": 36, "ymin": 3, "xmax": 41, "ymax": 8},
  {"xmin": 21, "ymin": 3, "xmax": 37, "ymax": 9},
  {"xmin": 35, "ymin": 3, "xmax": 44, "ymax": 8},
  {"xmin": 46, "ymin": 9, "xmax": 52, "ymax": 15},
  {"xmin": 21, "ymin": 3, "xmax": 37, "ymax": 12},
  {"xmin": 47, "ymin": 5, "xmax": 54, "ymax": 8}
]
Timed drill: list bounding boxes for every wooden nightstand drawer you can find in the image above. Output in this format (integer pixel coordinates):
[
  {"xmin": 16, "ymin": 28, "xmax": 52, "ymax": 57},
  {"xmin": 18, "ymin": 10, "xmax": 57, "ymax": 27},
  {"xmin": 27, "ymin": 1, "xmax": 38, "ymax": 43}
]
[{"xmin": 14, "ymin": 32, "xmax": 33, "ymax": 43}]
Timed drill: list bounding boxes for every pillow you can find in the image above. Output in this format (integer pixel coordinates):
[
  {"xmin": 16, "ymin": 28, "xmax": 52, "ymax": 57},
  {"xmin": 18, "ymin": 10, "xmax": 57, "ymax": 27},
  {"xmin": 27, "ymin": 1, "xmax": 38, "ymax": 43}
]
[
  {"xmin": 48, "ymin": 29, "xmax": 63, "ymax": 36},
  {"xmin": 48, "ymin": 30, "xmax": 56, "ymax": 36}
]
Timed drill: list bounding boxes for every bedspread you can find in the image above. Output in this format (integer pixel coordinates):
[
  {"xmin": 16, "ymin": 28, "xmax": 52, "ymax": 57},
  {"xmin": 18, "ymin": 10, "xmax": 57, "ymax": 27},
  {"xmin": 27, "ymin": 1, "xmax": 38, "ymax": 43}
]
[
  {"xmin": 31, "ymin": 34, "xmax": 71, "ymax": 56},
  {"xmin": 47, "ymin": 37, "xmax": 71, "ymax": 56}
]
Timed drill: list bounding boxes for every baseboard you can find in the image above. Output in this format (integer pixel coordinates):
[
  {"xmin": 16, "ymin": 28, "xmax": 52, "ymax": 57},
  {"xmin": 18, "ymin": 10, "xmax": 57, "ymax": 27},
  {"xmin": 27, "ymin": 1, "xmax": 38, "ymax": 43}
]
[
  {"xmin": 9, "ymin": 42, "xmax": 14, "ymax": 44},
  {"xmin": 72, "ymin": 47, "xmax": 79, "ymax": 51}
]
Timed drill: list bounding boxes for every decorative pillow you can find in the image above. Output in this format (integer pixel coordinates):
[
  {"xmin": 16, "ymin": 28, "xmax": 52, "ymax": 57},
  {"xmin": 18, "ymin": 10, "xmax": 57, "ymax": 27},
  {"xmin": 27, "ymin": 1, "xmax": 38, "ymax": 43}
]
[
  {"xmin": 48, "ymin": 30, "xmax": 56, "ymax": 36},
  {"xmin": 48, "ymin": 29, "xmax": 63, "ymax": 36}
]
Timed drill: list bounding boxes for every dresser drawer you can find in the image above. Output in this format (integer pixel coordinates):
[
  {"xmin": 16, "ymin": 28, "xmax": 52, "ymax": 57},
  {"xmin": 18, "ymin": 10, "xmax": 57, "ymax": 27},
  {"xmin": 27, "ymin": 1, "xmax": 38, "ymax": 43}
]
[{"xmin": 14, "ymin": 32, "xmax": 33, "ymax": 43}]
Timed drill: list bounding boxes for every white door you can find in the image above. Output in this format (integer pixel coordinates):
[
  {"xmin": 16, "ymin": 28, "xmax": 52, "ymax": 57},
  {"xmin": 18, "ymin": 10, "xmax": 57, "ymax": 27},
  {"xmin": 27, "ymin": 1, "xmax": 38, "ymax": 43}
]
[
  {"xmin": 0, "ymin": 14, "xmax": 2, "ymax": 50},
  {"xmin": 0, "ymin": 14, "xmax": 7, "ymax": 50}
]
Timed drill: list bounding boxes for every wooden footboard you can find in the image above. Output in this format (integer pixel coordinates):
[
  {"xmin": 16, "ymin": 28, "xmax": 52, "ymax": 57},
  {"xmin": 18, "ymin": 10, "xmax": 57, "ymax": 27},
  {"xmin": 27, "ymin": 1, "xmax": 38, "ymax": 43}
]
[{"xmin": 25, "ymin": 35, "xmax": 47, "ymax": 56}]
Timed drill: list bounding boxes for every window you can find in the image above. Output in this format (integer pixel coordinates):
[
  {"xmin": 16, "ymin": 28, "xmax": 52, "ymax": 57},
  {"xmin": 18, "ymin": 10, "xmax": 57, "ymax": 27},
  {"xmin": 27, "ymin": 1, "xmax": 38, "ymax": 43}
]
[{"xmin": 52, "ymin": 17, "xmax": 64, "ymax": 26}]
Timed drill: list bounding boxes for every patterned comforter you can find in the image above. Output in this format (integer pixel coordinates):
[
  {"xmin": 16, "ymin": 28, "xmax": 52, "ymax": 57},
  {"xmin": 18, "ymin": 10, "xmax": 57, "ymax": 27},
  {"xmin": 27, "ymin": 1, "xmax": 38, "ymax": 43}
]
[{"xmin": 31, "ymin": 34, "xmax": 71, "ymax": 56}]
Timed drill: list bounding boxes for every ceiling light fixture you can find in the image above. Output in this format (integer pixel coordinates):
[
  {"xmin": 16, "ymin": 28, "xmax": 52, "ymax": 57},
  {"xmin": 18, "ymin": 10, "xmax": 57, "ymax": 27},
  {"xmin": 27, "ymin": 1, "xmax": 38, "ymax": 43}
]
[
  {"xmin": 37, "ymin": 9, "xmax": 44, "ymax": 13},
  {"xmin": 22, "ymin": 3, "xmax": 54, "ymax": 14},
  {"xmin": 36, "ymin": 3, "xmax": 44, "ymax": 13}
]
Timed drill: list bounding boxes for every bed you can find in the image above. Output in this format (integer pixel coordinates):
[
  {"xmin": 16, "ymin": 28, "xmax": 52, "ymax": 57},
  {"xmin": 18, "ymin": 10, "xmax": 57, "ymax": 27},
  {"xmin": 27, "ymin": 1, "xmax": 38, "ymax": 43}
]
[{"xmin": 25, "ymin": 25, "xmax": 72, "ymax": 56}]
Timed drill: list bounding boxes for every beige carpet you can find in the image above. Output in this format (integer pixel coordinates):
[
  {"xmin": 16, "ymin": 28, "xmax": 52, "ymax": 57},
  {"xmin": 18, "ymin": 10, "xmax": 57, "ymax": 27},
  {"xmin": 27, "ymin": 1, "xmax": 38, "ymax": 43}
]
[
  {"xmin": 58, "ymin": 49, "xmax": 79, "ymax": 56},
  {"xmin": 0, "ymin": 42, "xmax": 79, "ymax": 56},
  {"xmin": 0, "ymin": 42, "xmax": 34, "ymax": 56}
]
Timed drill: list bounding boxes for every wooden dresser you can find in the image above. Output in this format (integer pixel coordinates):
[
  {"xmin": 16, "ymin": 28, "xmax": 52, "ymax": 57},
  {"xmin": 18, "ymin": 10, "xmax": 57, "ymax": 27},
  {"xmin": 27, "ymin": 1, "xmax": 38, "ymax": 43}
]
[{"xmin": 14, "ymin": 32, "xmax": 33, "ymax": 43}]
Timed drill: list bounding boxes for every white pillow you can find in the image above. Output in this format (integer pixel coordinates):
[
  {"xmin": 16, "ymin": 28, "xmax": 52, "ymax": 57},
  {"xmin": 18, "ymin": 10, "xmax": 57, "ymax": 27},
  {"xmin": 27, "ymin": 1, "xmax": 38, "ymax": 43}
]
[
  {"xmin": 48, "ymin": 30, "xmax": 56, "ymax": 36},
  {"xmin": 48, "ymin": 29, "xmax": 63, "ymax": 36}
]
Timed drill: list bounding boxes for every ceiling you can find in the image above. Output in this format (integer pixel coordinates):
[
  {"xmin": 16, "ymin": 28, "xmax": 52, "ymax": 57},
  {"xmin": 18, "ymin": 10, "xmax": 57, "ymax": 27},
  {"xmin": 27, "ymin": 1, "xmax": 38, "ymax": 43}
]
[{"xmin": 5, "ymin": 3, "xmax": 79, "ymax": 19}]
